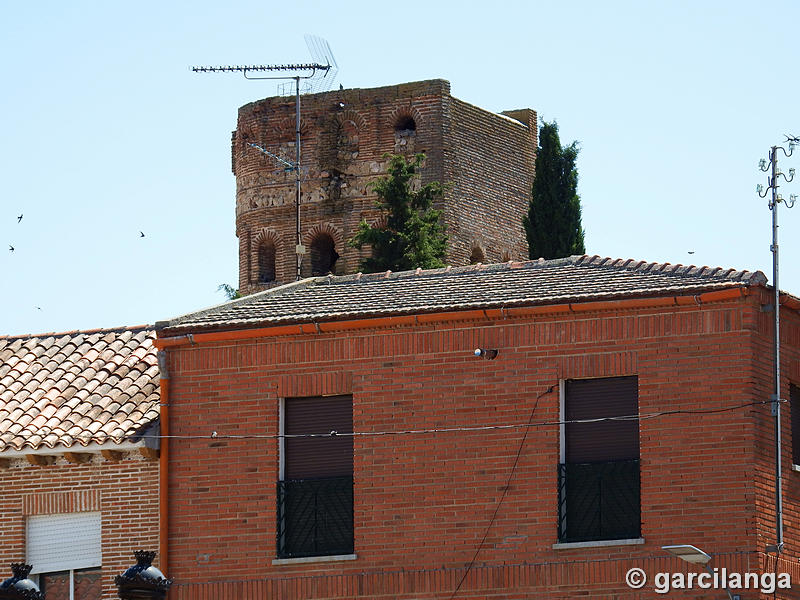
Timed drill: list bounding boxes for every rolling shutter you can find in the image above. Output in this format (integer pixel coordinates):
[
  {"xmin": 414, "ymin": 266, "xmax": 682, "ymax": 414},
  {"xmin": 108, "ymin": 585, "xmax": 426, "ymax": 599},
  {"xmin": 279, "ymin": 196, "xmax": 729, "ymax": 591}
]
[
  {"xmin": 284, "ymin": 395, "xmax": 353, "ymax": 480},
  {"xmin": 27, "ymin": 512, "xmax": 102, "ymax": 574},
  {"xmin": 565, "ymin": 376, "xmax": 639, "ymax": 463}
]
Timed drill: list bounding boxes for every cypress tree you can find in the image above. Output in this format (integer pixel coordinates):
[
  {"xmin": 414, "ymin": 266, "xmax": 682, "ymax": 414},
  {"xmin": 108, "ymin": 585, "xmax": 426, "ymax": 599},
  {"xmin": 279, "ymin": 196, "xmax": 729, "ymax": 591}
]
[
  {"xmin": 523, "ymin": 121, "xmax": 585, "ymax": 259},
  {"xmin": 349, "ymin": 153, "xmax": 447, "ymax": 273}
]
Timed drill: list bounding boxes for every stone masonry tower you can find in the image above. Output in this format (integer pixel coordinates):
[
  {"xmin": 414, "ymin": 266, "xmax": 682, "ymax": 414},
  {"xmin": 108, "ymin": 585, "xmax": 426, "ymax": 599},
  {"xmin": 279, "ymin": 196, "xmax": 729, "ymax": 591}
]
[{"xmin": 233, "ymin": 79, "xmax": 537, "ymax": 295}]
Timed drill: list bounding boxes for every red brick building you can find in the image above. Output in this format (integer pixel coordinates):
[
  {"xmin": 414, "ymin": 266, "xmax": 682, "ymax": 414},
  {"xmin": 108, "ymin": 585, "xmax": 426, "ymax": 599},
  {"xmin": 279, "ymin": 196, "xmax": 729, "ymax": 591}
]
[
  {"xmin": 155, "ymin": 256, "xmax": 800, "ymax": 598},
  {"xmin": 0, "ymin": 326, "xmax": 162, "ymax": 600},
  {"xmin": 233, "ymin": 79, "xmax": 537, "ymax": 294}
]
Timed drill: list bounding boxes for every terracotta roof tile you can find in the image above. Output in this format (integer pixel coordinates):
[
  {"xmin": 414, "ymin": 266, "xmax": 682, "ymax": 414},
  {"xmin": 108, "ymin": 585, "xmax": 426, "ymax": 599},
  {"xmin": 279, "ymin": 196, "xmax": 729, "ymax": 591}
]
[
  {"xmin": 158, "ymin": 255, "xmax": 769, "ymax": 334},
  {"xmin": 0, "ymin": 326, "xmax": 159, "ymax": 452}
]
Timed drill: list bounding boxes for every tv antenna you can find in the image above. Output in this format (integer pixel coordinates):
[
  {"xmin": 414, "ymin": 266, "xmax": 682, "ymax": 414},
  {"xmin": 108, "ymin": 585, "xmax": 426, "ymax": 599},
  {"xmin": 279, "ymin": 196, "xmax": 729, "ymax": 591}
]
[{"xmin": 192, "ymin": 35, "xmax": 339, "ymax": 281}]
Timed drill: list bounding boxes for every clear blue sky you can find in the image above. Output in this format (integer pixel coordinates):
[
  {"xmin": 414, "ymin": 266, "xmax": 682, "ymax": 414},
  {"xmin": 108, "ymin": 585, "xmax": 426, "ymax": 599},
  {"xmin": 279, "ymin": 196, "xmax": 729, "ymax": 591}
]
[{"xmin": 1, "ymin": 1, "xmax": 798, "ymax": 336}]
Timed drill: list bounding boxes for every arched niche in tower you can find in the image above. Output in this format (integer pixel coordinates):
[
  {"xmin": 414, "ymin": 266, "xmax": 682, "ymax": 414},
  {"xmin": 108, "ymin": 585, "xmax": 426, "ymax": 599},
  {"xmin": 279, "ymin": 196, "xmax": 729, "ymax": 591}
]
[
  {"xmin": 308, "ymin": 232, "xmax": 340, "ymax": 276},
  {"xmin": 469, "ymin": 245, "xmax": 485, "ymax": 265},
  {"xmin": 258, "ymin": 241, "xmax": 277, "ymax": 283},
  {"xmin": 252, "ymin": 228, "xmax": 282, "ymax": 285},
  {"xmin": 394, "ymin": 113, "xmax": 417, "ymax": 154}
]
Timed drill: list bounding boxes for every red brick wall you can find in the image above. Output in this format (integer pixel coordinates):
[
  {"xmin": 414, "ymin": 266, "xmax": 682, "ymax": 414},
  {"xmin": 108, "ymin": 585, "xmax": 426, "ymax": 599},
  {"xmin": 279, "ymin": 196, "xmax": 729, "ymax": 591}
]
[
  {"xmin": 754, "ymin": 289, "xmax": 800, "ymax": 561},
  {"xmin": 168, "ymin": 552, "xmax": 795, "ymax": 599},
  {"xmin": 443, "ymin": 98, "xmax": 534, "ymax": 265},
  {"xmin": 232, "ymin": 80, "xmax": 536, "ymax": 294},
  {"xmin": 0, "ymin": 454, "xmax": 159, "ymax": 599},
  {"xmin": 162, "ymin": 293, "xmax": 800, "ymax": 597}
]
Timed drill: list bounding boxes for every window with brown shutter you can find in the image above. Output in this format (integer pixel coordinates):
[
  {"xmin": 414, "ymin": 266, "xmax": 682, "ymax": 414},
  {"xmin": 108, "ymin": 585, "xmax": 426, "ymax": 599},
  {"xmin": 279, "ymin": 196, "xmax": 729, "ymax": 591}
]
[
  {"xmin": 277, "ymin": 395, "xmax": 354, "ymax": 559},
  {"xmin": 558, "ymin": 376, "xmax": 641, "ymax": 543}
]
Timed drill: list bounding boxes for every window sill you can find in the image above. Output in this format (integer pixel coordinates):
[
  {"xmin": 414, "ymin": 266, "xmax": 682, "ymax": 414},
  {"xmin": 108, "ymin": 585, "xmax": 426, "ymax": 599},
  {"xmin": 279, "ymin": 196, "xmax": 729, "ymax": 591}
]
[
  {"xmin": 272, "ymin": 553, "xmax": 357, "ymax": 566},
  {"xmin": 792, "ymin": 464, "xmax": 800, "ymax": 472},
  {"xmin": 552, "ymin": 538, "xmax": 645, "ymax": 550}
]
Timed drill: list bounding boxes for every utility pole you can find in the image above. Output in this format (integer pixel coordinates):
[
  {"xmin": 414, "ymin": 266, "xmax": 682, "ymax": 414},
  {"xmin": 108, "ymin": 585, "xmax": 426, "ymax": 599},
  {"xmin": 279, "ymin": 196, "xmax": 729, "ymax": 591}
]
[{"xmin": 757, "ymin": 135, "xmax": 798, "ymax": 556}]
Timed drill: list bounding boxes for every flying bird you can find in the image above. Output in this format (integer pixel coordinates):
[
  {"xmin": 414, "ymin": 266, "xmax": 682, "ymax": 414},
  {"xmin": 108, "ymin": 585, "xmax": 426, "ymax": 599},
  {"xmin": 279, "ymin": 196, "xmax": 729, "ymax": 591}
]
[
  {"xmin": 139, "ymin": 231, "xmax": 145, "ymax": 238},
  {"xmin": 35, "ymin": 306, "xmax": 41, "ymax": 311},
  {"xmin": 17, "ymin": 214, "xmax": 22, "ymax": 223},
  {"xmin": 8, "ymin": 245, "xmax": 14, "ymax": 252},
  {"xmin": 687, "ymin": 251, "xmax": 695, "ymax": 254}
]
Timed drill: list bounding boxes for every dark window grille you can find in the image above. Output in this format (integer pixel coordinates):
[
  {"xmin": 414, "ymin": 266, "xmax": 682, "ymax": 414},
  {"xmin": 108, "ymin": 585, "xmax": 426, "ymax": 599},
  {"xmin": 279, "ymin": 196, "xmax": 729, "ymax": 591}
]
[
  {"xmin": 277, "ymin": 476, "xmax": 354, "ymax": 559},
  {"xmin": 558, "ymin": 459, "xmax": 640, "ymax": 543}
]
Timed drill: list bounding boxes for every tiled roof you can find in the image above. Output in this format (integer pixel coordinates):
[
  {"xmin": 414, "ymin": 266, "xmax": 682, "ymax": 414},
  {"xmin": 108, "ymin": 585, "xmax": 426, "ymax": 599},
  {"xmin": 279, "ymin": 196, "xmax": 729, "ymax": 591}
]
[
  {"xmin": 157, "ymin": 255, "xmax": 767, "ymax": 334},
  {"xmin": 0, "ymin": 326, "xmax": 159, "ymax": 452}
]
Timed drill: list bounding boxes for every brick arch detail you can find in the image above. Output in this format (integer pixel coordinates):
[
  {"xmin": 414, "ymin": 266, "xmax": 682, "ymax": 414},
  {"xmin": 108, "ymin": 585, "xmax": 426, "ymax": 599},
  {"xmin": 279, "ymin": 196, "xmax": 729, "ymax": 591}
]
[
  {"xmin": 336, "ymin": 109, "xmax": 367, "ymax": 133},
  {"xmin": 389, "ymin": 106, "xmax": 424, "ymax": 130},
  {"xmin": 468, "ymin": 238, "xmax": 486, "ymax": 263},
  {"xmin": 253, "ymin": 228, "xmax": 283, "ymax": 250},
  {"xmin": 277, "ymin": 117, "xmax": 311, "ymax": 142},
  {"xmin": 303, "ymin": 223, "xmax": 344, "ymax": 248},
  {"xmin": 369, "ymin": 214, "xmax": 388, "ymax": 230}
]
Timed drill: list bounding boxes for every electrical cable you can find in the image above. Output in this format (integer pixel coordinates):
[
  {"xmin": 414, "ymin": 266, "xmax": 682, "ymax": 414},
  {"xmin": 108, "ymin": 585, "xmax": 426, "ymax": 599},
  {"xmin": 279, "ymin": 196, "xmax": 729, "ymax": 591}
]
[
  {"xmin": 449, "ymin": 384, "xmax": 554, "ymax": 599},
  {"xmin": 0, "ymin": 400, "xmax": 769, "ymax": 444}
]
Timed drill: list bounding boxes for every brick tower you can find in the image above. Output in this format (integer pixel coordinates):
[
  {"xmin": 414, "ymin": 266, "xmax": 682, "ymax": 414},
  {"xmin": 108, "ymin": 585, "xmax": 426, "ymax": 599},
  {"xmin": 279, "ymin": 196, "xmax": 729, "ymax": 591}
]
[{"xmin": 233, "ymin": 79, "xmax": 537, "ymax": 294}]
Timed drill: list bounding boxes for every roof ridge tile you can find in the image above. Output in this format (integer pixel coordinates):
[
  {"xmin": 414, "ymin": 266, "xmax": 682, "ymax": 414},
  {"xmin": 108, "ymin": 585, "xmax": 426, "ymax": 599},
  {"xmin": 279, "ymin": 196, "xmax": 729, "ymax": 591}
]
[
  {"xmin": 156, "ymin": 255, "xmax": 774, "ymax": 335},
  {"xmin": 0, "ymin": 324, "xmax": 153, "ymax": 342}
]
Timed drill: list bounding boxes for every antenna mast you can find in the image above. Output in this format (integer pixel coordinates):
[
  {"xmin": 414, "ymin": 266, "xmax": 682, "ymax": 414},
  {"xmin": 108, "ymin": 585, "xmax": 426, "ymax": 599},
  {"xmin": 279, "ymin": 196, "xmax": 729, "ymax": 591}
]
[
  {"xmin": 192, "ymin": 36, "xmax": 338, "ymax": 281},
  {"xmin": 757, "ymin": 134, "xmax": 798, "ymax": 557}
]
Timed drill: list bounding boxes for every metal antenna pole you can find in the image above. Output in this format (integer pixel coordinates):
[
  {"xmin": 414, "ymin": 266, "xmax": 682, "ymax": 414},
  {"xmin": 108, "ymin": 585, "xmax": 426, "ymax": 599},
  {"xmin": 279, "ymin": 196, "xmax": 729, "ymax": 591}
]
[
  {"xmin": 758, "ymin": 136, "xmax": 797, "ymax": 556},
  {"xmin": 294, "ymin": 76, "xmax": 302, "ymax": 281},
  {"xmin": 192, "ymin": 36, "xmax": 338, "ymax": 284},
  {"xmin": 770, "ymin": 145, "xmax": 784, "ymax": 552}
]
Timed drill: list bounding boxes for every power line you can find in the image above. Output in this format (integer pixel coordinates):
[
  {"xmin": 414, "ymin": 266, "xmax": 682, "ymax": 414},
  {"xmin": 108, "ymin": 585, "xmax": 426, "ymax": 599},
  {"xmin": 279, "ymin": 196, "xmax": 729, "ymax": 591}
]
[
  {"xmin": 449, "ymin": 384, "xmax": 555, "ymax": 599},
  {"xmin": 0, "ymin": 400, "xmax": 769, "ymax": 445}
]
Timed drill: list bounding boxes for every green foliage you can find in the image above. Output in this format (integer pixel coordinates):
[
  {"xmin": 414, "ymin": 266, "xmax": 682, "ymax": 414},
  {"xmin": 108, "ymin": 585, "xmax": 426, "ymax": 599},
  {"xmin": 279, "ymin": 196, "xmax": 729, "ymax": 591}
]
[
  {"xmin": 348, "ymin": 153, "xmax": 448, "ymax": 273},
  {"xmin": 523, "ymin": 120, "xmax": 586, "ymax": 259},
  {"xmin": 217, "ymin": 283, "xmax": 241, "ymax": 300}
]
